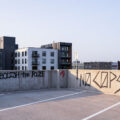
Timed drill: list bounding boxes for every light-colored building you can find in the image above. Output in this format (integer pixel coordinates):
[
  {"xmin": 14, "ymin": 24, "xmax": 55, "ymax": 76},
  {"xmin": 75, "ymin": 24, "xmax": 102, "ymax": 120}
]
[
  {"xmin": 72, "ymin": 61, "xmax": 84, "ymax": 69},
  {"xmin": 15, "ymin": 47, "xmax": 58, "ymax": 70}
]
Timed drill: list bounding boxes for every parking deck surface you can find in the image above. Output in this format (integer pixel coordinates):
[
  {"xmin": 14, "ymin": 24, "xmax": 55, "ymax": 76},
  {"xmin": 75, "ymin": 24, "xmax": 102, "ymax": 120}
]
[{"xmin": 0, "ymin": 89, "xmax": 120, "ymax": 120}]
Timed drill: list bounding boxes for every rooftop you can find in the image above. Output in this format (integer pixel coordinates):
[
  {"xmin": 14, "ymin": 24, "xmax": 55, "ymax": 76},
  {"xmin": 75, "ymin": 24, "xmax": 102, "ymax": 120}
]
[{"xmin": 0, "ymin": 89, "xmax": 119, "ymax": 120}]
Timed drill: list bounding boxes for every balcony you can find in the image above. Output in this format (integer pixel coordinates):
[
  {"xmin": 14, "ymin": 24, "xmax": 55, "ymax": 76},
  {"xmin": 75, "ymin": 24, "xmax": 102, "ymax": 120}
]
[
  {"xmin": 61, "ymin": 56, "xmax": 71, "ymax": 59},
  {"xmin": 32, "ymin": 61, "xmax": 40, "ymax": 65},
  {"xmin": 60, "ymin": 62, "xmax": 71, "ymax": 65},
  {"xmin": 32, "ymin": 53, "xmax": 39, "ymax": 58}
]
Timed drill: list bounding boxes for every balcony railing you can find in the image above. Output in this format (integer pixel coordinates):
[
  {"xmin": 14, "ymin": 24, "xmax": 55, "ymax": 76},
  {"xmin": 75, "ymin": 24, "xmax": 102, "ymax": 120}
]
[
  {"xmin": 60, "ymin": 62, "xmax": 71, "ymax": 65},
  {"xmin": 32, "ymin": 61, "xmax": 40, "ymax": 65},
  {"xmin": 32, "ymin": 53, "xmax": 39, "ymax": 57},
  {"xmin": 61, "ymin": 56, "xmax": 71, "ymax": 59}
]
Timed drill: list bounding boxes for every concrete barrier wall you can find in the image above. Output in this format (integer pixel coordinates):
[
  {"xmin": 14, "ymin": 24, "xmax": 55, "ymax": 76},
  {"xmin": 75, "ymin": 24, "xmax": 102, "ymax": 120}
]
[
  {"xmin": 68, "ymin": 70, "xmax": 120, "ymax": 96},
  {"xmin": 0, "ymin": 70, "xmax": 68, "ymax": 92},
  {"xmin": 1, "ymin": 69, "xmax": 120, "ymax": 96}
]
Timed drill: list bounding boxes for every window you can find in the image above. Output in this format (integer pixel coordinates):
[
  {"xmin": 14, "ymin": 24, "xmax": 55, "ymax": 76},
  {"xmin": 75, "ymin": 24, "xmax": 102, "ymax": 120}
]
[
  {"xmin": 42, "ymin": 66, "xmax": 46, "ymax": 70},
  {"xmin": 51, "ymin": 52, "xmax": 54, "ymax": 57},
  {"xmin": 32, "ymin": 51, "xmax": 37, "ymax": 55},
  {"xmin": 32, "ymin": 51, "xmax": 37, "ymax": 54},
  {"xmin": 32, "ymin": 66, "xmax": 38, "ymax": 70},
  {"xmin": 42, "ymin": 51, "xmax": 46, "ymax": 56},
  {"xmin": 50, "ymin": 59, "xmax": 54, "ymax": 64},
  {"xmin": 32, "ymin": 51, "xmax": 39, "ymax": 57},
  {"xmin": 32, "ymin": 58, "xmax": 38, "ymax": 65},
  {"xmin": 22, "ymin": 66, "xmax": 24, "ymax": 70},
  {"xmin": 22, "ymin": 59, "xmax": 24, "ymax": 64},
  {"xmin": 18, "ymin": 52, "xmax": 20, "ymax": 57},
  {"xmin": 61, "ymin": 47, "xmax": 68, "ymax": 51},
  {"xmin": 66, "ymin": 53, "xmax": 69, "ymax": 57},
  {"xmin": 25, "ymin": 51, "xmax": 27, "ymax": 56},
  {"xmin": 42, "ymin": 59, "xmax": 46, "ymax": 64},
  {"xmin": 51, "ymin": 66, "xmax": 54, "ymax": 70},
  {"xmin": 25, "ymin": 59, "xmax": 27, "ymax": 64},
  {"xmin": 22, "ymin": 52, "xmax": 24, "ymax": 56},
  {"xmin": 61, "ymin": 52, "xmax": 69, "ymax": 57},
  {"xmin": 25, "ymin": 66, "xmax": 27, "ymax": 70},
  {"xmin": 62, "ymin": 47, "xmax": 66, "ymax": 51},
  {"xmin": 18, "ymin": 66, "xmax": 20, "ymax": 70},
  {"xmin": 18, "ymin": 59, "xmax": 20, "ymax": 64}
]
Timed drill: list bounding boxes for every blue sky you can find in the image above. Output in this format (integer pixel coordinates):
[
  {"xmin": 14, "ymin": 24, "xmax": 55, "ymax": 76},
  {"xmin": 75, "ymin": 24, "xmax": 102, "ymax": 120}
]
[{"xmin": 0, "ymin": 0, "xmax": 120, "ymax": 62}]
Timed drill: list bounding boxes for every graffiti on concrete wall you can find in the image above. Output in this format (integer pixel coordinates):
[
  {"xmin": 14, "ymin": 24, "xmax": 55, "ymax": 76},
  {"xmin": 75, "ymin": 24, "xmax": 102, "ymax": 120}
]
[
  {"xmin": 79, "ymin": 71, "xmax": 120, "ymax": 94},
  {"xmin": 79, "ymin": 73, "xmax": 91, "ymax": 87},
  {"xmin": 60, "ymin": 70, "xmax": 65, "ymax": 78},
  {"xmin": 0, "ymin": 71, "xmax": 45, "ymax": 79}
]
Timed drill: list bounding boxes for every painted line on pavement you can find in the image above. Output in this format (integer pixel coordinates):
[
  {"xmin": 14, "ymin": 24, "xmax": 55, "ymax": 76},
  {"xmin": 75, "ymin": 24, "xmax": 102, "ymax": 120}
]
[
  {"xmin": 0, "ymin": 94, "xmax": 4, "ymax": 96},
  {"xmin": 82, "ymin": 101, "xmax": 120, "ymax": 120},
  {"xmin": 0, "ymin": 90, "xmax": 86, "ymax": 112}
]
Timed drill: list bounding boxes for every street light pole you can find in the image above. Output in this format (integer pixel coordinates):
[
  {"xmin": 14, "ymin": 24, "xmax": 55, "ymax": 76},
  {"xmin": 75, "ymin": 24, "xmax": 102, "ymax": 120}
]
[
  {"xmin": 76, "ymin": 60, "xmax": 78, "ymax": 80},
  {"xmin": 75, "ymin": 52, "xmax": 78, "ymax": 80}
]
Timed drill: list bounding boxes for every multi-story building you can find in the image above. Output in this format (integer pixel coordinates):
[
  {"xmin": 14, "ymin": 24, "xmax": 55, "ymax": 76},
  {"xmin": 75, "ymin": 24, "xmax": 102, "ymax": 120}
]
[
  {"xmin": 72, "ymin": 61, "xmax": 84, "ymax": 69},
  {"xmin": 15, "ymin": 47, "xmax": 58, "ymax": 70},
  {"xmin": 0, "ymin": 36, "xmax": 18, "ymax": 70},
  {"xmin": 84, "ymin": 62, "xmax": 112, "ymax": 70},
  {"xmin": 41, "ymin": 42, "xmax": 72, "ymax": 69},
  {"xmin": 118, "ymin": 61, "xmax": 120, "ymax": 70},
  {"xmin": 111, "ymin": 62, "xmax": 118, "ymax": 70},
  {"xmin": 0, "ymin": 49, "xmax": 5, "ymax": 70}
]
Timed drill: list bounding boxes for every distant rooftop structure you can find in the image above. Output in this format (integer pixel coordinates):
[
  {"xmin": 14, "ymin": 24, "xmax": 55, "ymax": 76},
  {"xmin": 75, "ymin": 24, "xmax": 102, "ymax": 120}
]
[
  {"xmin": 84, "ymin": 62, "xmax": 118, "ymax": 70},
  {"xmin": 72, "ymin": 60, "xmax": 84, "ymax": 69}
]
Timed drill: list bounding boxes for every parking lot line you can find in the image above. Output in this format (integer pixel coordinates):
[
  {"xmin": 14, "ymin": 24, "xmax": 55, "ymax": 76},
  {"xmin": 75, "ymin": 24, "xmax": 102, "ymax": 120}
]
[
  {"xmin": 82, "ymin": 101, "xmax": 120, "ymax": 120},
  {"xmin": 0, "ymin": 94, "xmax": 4, "ymax": 96},
  {"xmin": 0, "ymin": 90, "xmax": 86, "ymax": 112}
]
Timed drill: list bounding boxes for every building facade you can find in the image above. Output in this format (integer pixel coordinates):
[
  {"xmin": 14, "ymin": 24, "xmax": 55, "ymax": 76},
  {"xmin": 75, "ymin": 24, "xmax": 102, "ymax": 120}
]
[
  {"xmin": 0, "ymin": 36, "xmax": 18, "ymax": 70},
  {"xmin": 84, "ymin": 62, "xmax": 112, "ymax": 70},
  {"xmin": 41, "ymin": 42, "xmax": 72, "ymax": 69},
  {"xmin": 111, "ymin": 62, "xmax": 118, "ymax": 70},
  {"xmin": 0, "ymin": 49, "xmax": 5, "ymax": 70},
  {"xmin": 15, "ymin": 47, "xmax": 58, "ymax": 70},
  {"xmin": 72, "ymin": 61, "xmax": 84, "ymax": 69},
  {"xmin": 118, "ymin": 61, "xmax": 120, "ymax": 70}
]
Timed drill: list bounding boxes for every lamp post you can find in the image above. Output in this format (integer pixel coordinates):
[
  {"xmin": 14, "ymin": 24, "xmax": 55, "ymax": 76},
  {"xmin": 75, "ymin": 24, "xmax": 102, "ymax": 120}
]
[{"xmin": 75, "ymin": 52, "xmax": 78, "ymax": 80}]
